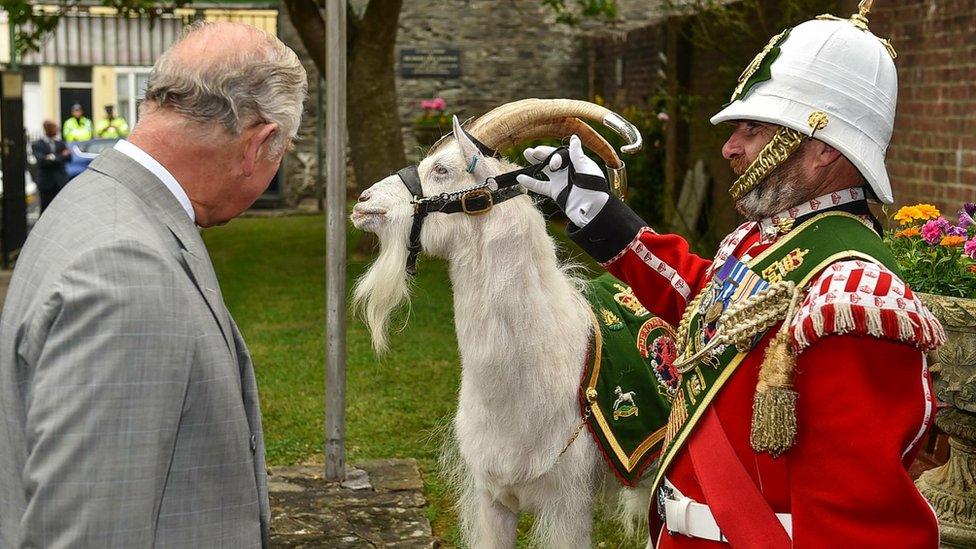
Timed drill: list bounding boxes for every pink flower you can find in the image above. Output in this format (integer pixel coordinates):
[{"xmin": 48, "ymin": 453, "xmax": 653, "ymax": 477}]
[
  {"xmin": 657, "ymin": 112, "xmax": 670, "ymax": 121},
  {"xmin": 966, "ymin": 237, "xmax": 976, "ymax": 260},
  {"xmin": 421, "ymin": 97, "xmax": 446, "ymax": 111},
  {"xmin": 921, "ymin": 219, "xmax": 943, "ymax": 245}
]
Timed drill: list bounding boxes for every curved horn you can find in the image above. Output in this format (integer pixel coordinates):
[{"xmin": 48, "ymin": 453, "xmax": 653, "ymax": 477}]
[
  {"xmin": 464, "ymin": 99, "xmax": 640, "ymax": 197},
  {"xmin": 467, "ymin": 98, "xmax": 643, "ymax": 154},
  {"xmin": 513, "ymin": 117, "xmax": 629, "ymax": 198}
]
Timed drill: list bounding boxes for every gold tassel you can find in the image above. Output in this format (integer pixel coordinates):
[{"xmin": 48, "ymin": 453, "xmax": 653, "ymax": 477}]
[{"xmin": 750, "ymin": 287, "xmax": 804, "ymax": 457}]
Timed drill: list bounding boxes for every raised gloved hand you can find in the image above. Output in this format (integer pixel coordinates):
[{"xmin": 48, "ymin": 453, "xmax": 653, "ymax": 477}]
[{"xmin": 517, "ymin": 134, "xmax": 611, "ymax": 227}]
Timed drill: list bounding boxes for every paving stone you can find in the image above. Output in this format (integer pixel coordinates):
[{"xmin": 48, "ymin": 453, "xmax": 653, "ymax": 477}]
[{"xmin": 269, "ymin": 458, "xmax": 437, "ymax": 548}]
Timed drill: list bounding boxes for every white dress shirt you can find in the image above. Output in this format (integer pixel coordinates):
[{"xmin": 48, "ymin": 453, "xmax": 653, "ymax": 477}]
[{"xmin": 114, "ymin": 140, "xmax": 196, "ymax": 223}]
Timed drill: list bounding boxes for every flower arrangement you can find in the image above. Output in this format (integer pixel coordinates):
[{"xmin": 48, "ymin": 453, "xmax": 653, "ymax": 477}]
[
  {"xmin": 415, "ymin": 97, "xmax": 450, "ymax": 129},
  {"xmin": 885, "ymin": 202, "xmax": 976, "ymax": 298}
]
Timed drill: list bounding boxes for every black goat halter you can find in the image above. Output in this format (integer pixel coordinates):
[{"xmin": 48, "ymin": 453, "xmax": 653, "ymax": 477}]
[{"xmin": 396, "ymin": 145, "xmax": 567, "ymax": 276}]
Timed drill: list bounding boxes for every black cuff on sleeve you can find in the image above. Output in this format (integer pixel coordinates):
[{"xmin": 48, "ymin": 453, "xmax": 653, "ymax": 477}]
[{"xmin": 566, "ymin": 195, "xmax": 647, "ymax": 264}]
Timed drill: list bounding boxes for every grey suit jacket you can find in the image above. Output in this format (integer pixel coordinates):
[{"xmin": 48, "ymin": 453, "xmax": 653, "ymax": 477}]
[{"xmin": 0, "ymin": 149, "xmax": 270, "ymax": 548}]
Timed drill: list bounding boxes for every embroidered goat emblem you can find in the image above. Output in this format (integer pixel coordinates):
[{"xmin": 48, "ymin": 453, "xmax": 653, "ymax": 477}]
[{"xmin": 612, "ymin": 386, "xmax": 639, "ymax": 420}]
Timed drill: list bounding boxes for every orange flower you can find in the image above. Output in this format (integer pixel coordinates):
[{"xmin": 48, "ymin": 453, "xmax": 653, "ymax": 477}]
[
  {"xmin": 894, "ymin": 206, "xmax": 922, "ymax": 225},
  {"xmin": 940, "ymin": 235, "xmax": 966, "ymax": 247},
  {"xmin": 916, "ymin": 204, "xmax": 941, "ymax": 220},
  {"xmin": 895, "ymin": 227, "xmax": 920, "ymax": 238}
]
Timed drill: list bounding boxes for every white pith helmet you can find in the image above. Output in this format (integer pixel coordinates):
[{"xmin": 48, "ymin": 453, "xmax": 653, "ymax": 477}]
[{"xmin": 711, "ymin": 4, "xmax": 899, "ymax": 204}]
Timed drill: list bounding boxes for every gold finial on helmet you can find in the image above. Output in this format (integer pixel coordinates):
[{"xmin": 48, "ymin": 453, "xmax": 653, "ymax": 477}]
[
  {"xmin": 851, "ymin": 0, "xmax": 874, "ymax": 31},
  {"xmin": 816, "ymin": 0, "xmax": 897, "ymax": 58}
]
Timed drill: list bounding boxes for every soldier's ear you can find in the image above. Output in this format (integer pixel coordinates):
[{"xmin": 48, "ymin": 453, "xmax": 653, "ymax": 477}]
[{"xmin": 809, "ymin": 140, "xmax": 843, "ymax": 168}]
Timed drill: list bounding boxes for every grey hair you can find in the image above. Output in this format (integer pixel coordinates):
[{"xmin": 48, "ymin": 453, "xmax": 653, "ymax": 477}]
[{"xmin": 143, "ymin": 21, "xmax": 307, "ymax": 157}]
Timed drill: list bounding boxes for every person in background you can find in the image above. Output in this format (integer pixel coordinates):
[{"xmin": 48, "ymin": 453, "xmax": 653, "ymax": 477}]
[
  {"xmin": 95, "ymin": 104, "xmax": 130, "ymax": 138},
  {"xmin": 62, "ymin": 103, "xmax": 93, "ymax": 143},
  {"xmin": 30, "ymin": 120, "xmax": 71, "ymax": 211}
]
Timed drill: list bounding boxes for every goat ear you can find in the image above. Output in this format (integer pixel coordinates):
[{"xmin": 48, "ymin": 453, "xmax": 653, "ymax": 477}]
[{"xmin": 452, "ymin": 115, "xmax": 492, "ymax": 184}]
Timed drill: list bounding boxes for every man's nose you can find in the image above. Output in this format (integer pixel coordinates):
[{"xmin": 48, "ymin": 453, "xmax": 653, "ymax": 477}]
[{"xmin": 722, "ymin": 134, "xmax": 744, "ymax": 160}]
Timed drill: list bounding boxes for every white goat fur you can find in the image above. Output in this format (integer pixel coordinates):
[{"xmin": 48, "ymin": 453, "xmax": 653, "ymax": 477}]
[{"xmin": 351, "ymin": 124, "xmax": 648, "ymax": 548}]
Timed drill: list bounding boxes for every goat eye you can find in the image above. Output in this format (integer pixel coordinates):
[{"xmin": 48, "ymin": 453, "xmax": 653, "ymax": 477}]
[{"xmin": 433, "ymin": 165, "xmax": 449, "ymax": 176}]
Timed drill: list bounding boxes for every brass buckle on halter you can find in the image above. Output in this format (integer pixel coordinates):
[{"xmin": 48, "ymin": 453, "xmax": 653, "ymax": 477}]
[{"xmin": 461, "ymin": 189, "xmax": 493, "ymax": 215}]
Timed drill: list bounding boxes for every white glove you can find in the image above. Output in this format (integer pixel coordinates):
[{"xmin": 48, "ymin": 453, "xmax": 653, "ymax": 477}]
[{"xmin": 517, "ymin": 135, "xmax": 611, "ymax": 227}]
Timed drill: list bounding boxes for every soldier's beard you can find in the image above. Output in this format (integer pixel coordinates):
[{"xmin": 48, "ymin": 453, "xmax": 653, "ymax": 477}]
[{"xmin": 732, "ymin": 148, "xmax": 812, "ymax": 221}]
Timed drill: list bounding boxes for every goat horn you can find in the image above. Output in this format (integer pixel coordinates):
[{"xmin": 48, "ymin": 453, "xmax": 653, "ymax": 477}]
[
  {"xmin": 466, "ymin": 99, "xmax": 641, "ymax": 197},
  {"xmin": 467, "ymin": 98, "xmax": 643, "ymax": 154},
  {"xmin": 512, "ymin": 117, "xmax": 629, "ymax": 198}
]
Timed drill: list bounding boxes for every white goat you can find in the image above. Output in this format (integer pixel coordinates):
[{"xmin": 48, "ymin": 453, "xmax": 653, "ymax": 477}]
[{"xmin": 352, "ymin": 101, "xmax": 648, "ymax": 548}]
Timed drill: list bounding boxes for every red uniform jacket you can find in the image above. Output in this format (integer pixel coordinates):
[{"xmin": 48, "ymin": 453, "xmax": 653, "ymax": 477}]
[{"xmin": 569, "ymin": 195, "xmax": 941, "ymax": 548}]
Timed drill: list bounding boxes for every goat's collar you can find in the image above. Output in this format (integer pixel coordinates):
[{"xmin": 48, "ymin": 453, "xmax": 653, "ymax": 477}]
[{"xmin": 397, "ymin": 147, "xmax": 566, "ymax": 276}]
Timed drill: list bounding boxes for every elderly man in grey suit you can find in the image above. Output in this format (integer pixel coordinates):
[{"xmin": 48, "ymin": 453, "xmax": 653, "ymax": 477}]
[{"xmin": 0, "ymin": 22, "xmax": 306, "ymax": 548}]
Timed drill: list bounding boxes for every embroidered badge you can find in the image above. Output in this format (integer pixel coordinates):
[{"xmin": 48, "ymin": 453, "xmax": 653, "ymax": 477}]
[
  {"xmin": 728, "ymin": 28, "xmax": 792, "ymax": 104},
  {"xmin": 686, "ymin": 367, "xmax": 707, "ymax": 405},
  {"xmin": 637, "ymin": 318, "xmax": 680, "ymax": 398},
  {"xmin": 599, "ymin": 308, "xmax": 625, "ymax": 331},
  {"xmin": 651, "ymin": 335, "xmax": 680, "ymax": 396},
  {"xmin": 761, "ymin": 248, "xmax": 810, "ymax": 283},
  {"xmin": 613, "ymin": 284, "xmax": 650, "ymax": 317},
  {"xmin": 612, "ymin": 386, "xmax": 639, "ymax": 420}
]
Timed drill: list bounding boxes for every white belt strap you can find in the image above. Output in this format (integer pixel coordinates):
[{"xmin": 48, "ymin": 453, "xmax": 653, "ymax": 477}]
[{"xmin": 663, "ymin": 478, "xmax": 793, "ymax": 543}]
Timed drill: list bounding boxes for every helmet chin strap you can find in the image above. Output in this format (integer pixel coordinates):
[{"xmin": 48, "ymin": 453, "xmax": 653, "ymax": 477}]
[
  {"xmin": 729, "ymin": 110, "xmax": 830, "ymax": 202},
  {"xmin": 729, "ymin": 126, "xmax": 806, "ymax": 202}
]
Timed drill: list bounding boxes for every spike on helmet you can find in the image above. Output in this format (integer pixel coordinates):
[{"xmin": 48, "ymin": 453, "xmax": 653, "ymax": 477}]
[{"xmin": 711, "ymin": 0, "xmax": 899, "ymax": 204}]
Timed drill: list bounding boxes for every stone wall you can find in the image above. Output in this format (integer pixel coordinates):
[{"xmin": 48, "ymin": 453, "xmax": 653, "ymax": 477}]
[
  {"xmin": 277, "ymin": 10, "xmax": 323, "ymax": 206},
  {"xmin": 276, "ymin": 0, "xmax": 664, "ymax": 203}
]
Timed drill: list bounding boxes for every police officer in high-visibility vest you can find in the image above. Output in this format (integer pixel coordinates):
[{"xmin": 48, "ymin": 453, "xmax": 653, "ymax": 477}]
[
  {"xmin": 95, "ymin": 105, "xmax": 130, "ymax": 139},
  {"xmin": 63, "ymin": 104, "xmax": 93, "ymax": 143}
]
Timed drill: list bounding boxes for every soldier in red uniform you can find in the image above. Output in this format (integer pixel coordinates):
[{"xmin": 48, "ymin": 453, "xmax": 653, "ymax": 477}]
[{"xmin": 518, "ymin": 2, "xmax": 944, "ymax": 547}]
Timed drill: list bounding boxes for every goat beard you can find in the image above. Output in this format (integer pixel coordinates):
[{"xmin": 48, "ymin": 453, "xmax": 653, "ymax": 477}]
[
  {"xmin": 352, "ymin": 223, "xmax": 413, "ymax": 353},
  {"xmin": 732, "ymin": 144, "xmax": 813, "ymax": 221}
]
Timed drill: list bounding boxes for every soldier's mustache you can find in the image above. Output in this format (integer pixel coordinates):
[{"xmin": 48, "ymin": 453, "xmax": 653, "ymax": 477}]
[{"xmin": 730, "ymin": 156, "xmax": 750, "ymax": 176}]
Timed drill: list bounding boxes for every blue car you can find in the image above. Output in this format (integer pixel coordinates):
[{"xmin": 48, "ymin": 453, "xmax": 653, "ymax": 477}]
[{"xmin": 66, "ymin": 138, "xmax": 119, "ymax": 180}]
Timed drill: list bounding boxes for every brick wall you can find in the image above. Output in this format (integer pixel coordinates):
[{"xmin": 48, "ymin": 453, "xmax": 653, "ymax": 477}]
[
  {"xmin": 591, "ymin": 25, "xmax": 666, "ymax": 109},
  {"xmin": 592, "ymin": 0, "xmax": 975, "ymax": 248},
  {"xmin": 872, "ymin": 0, "xmax": 976, "ymax": 211}
]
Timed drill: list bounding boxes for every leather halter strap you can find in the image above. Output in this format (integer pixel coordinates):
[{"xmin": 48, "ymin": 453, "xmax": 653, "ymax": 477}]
[{"xmin": 396, "ymin": 146, "xmax": 567, "ymax": 276}]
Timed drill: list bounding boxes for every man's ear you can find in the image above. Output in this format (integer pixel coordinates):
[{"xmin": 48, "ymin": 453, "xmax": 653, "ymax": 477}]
[
  {"xmin": 242, "ymin": 123, "xmax": 278, "ymax": 176},
  {"xmin": 451, "ymin": 115, "xmax": 492, "ymax": 185},
  {"xmin": 811, "ymin": 140, "xmax": 843, "ymax": 169}
]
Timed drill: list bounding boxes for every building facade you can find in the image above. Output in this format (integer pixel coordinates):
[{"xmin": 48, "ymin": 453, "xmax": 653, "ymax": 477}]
[{"xmin": 1, "ymin": 4, "xmax": 277, "ymax": 142}]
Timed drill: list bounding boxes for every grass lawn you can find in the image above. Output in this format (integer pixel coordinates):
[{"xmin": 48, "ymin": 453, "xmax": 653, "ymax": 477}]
[{"xmin": 203, "ymin": 213, "xmax": 636, "ymax": 547}]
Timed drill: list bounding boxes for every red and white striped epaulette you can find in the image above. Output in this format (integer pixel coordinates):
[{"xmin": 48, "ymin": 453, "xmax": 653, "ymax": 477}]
[{"xmin": 790, "ymin": 259, "xmax": 945, "ymax": 352}]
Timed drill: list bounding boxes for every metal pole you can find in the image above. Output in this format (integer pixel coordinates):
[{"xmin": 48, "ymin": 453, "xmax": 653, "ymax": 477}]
[
  {"xmin": 316, "ymin": 74, "xmax": 325, "ymax": 212},
  {"xmin": 324, "ymin": 0, "xmax": 347, "ymax": 483}
]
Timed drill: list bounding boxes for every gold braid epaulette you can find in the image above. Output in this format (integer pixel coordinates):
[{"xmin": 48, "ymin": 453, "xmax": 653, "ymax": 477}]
[{"xmin": 729, "ymin": 126, "xmax": 805, "ymax": 201}]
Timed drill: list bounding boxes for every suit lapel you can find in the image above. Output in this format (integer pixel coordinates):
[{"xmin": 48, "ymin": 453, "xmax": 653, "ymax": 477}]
[
  {"xmin": 178, "ymin": 246, "xmax": 239, "ymax": 361},
  {"xmin": 88, "ymin": 149, "xmax": 238, "ymax": 358}
]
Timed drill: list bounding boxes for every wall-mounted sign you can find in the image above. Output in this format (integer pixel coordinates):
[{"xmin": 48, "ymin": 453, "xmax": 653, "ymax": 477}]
[{"xmin": 399, "ymin": 47, "xmax": 462, "ymax": 78}]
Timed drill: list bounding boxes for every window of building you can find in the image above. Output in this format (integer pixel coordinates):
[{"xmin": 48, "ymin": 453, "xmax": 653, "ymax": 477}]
[
  {"xmin": 116, "ymin": 67, "xmax": 152, "ymax": 126},
  {"xmin": 63, "ymin": 66, "xmax": 92, "ymax": 84},
  {"xmin": 22, "ymin": 66, "xmax": 40, "ymax": 83}
]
